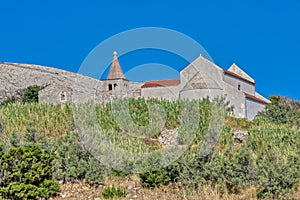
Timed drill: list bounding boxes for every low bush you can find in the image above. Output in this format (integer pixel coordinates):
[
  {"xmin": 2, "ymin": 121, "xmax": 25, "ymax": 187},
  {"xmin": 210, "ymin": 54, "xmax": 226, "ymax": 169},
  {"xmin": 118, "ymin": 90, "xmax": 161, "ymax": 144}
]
[
  {"xmin": 0, "ymin": 145, "xmax": 60, "ymax": 199},
  {"xmin": 257, "ymin": 95, "xmax": 300, "ymax": 127},
  {"xmin": 23, "ymin": 85, "xmax": 41, "ymax": 103},
  {"xmin": 256, "ymin": 152, "xmax": 300, "ymax": 199},
  {"xmin": 1, "ymin": 97, "xmax": 300, "ymax": 199},
  {"xmin": 139, "ymin": 167, "xmax": 176, "ymax": 188},
  {"xmin": 0, "ymin": 85, "xmax": 41, "ymax": 107},
  {"xmin": 53, "ymin": 131, "xmax": 105, "ymax": 184},
  {"xmin": 202, "ymin": 147, "xmax": 254, "ymax": 194},
  {"xmin": 102, "ymin": 185, "xmax": 126, "ymax": 199}
]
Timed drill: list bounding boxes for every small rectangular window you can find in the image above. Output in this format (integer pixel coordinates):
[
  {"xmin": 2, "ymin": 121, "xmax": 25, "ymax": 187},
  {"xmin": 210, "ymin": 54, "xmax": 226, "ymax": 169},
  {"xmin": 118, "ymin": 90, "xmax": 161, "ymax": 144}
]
[{"xmin": 60, "ymin": 92, "xmax": 67, "ymax": 102}]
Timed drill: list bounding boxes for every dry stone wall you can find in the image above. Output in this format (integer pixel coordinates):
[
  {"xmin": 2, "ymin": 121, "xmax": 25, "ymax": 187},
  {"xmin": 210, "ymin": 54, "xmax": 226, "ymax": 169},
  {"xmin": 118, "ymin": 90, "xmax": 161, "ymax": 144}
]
[
  {"xmin": 0, "ymin": 62, "xmax": 143, "ymax": 104},
  {"xmin": 0, "ymin": 62, "xmax": 103, "ymax": 103}
]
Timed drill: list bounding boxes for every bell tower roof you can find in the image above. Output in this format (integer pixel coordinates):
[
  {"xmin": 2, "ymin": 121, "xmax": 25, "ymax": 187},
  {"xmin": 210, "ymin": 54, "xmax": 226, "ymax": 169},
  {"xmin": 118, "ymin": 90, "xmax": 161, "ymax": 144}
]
[{"xmin": 107, "ymin": 51, "xmax": 125, "ymax": 80}]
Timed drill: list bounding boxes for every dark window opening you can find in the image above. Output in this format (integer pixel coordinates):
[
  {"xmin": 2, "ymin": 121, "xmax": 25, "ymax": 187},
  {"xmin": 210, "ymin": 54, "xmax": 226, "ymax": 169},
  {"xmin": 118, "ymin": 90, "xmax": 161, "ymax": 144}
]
[
  {"xmin": 60, "ymin": 92, "xmax": 67, "ymax": 102},
  {"xmin": 238, "ymin": 84, "xmax": 241, "ymax": 91},
  {"xmin": 114, "ymin": 84, "xmax": 117, "ymax": 88},
  {"xmin": 108, "ymin": 84, "xmax": 112, "ymax": 91}
]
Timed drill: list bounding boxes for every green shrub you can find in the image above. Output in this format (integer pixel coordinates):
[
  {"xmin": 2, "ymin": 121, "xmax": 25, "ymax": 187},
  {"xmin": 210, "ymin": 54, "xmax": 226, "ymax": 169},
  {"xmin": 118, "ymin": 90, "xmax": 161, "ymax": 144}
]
[
  {"xmin": 102, "ymin": 185, "xmax": 126, "ymax": 199},
  {"xmin": 2, "ymin": 97, "xmax": 300, "ymax": 198},
  {"xmin": 202, "ymin": 147, "xmax": 254, "ymax": 194},
  {"xmin": 258, "ymin": 95, "xmax": 300, "ymax": 127},
  {"xmin": 247, "ymin": 124, "xmax": 300, "ymax": 199},
  {"xmin": 256, "ymin": 153, "xmax": 300, "ymax": 199},
  {"xmin": 0, "ymin": 145, "xmax": 60, "ymax": 199},
  {"xmin": 23, "ymin": 85, "xmax": 41, "ymax": 103},
  {"xmin": 0, "ymin": 85, "xmax": 42, "ymax": 106},
  {"xmin": 138, "ymin": 153, "xmax": 178, "ymax": 188},
  {"xmin": 53, "ymin": 131, "xmax": 105, "ymax": 184},
  {"xmin": 225, "ymin": 116, "xmax": 252, "ymax": 131},
  {"xmin": 139, "ymin": 168, "xmax": 175, "ymax": 188},
  {"xmin": 0, "ymin": 97, "xmax": 16, "ymax": 107}
]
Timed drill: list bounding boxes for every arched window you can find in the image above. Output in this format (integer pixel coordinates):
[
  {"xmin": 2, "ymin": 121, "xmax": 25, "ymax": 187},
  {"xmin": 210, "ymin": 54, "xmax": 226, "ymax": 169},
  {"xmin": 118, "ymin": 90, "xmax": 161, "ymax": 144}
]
[
  {"xmin": 114, "ymin": 83, "xmax": 117, "ymax": 89},
  {"xmin": 238, "ymin": 84, "xmax": 241, "ymax": 91},
  {"xmin": 108, "ymin": 84, "xmax": 113, "ymax": 91}
]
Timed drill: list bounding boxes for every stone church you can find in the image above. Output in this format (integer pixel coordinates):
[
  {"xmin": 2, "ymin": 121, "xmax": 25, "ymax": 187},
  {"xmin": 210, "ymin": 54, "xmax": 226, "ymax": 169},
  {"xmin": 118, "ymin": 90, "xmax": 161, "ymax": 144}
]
[
  {"xmin": 0, "ymin": 52, "xmax": 269, "ymax": 120},
  {"xmin": 93, "ymin": 51, "xmax": 269, "ymax": 120}
]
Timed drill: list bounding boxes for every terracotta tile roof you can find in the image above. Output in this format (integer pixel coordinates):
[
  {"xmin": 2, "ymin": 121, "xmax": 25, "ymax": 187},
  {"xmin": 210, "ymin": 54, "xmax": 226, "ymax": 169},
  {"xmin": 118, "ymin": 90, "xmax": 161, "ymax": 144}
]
[
  {"xmin": 141, "ymin": 79, "xmax": 180, "ymax": 88},
  {"xmin": 245, "ymin": 93, "xmax": 269, "ymax": 104},
  {"xmin": 107, "ymin": 52, "xmax": 125, "ymax": 80},
  {"xmin": 223, "ymin": 69, "xmax": 255, "ymax": 85}
]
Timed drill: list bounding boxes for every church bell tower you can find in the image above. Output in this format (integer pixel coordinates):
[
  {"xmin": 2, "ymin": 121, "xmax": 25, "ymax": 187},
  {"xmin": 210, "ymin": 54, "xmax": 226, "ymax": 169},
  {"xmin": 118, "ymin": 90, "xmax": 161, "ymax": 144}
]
[{"xmin": 105, "ymin": 51, "xmax": 129, "ymax": 94}]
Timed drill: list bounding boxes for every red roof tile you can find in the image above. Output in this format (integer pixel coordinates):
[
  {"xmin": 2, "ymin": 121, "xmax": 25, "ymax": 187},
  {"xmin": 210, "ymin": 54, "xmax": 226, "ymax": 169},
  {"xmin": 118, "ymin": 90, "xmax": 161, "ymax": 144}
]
[
  {"xmin": 141, "ymin": 79, "xmax": 180, "ymax": 88},
  {"xmin": 223, "ymin": 69, "xmax": 255, "ymax": 85},
  {"xmin": 245, "ymin": 93, "xmax": 269, "ymax": 104}
]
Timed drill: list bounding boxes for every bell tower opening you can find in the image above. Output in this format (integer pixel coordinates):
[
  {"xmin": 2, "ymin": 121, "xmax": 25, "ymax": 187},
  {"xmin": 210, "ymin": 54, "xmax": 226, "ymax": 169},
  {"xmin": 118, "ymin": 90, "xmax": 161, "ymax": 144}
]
[
  {"xmin": 105, "ymin": 51, "xmax": 129, "ymax": 94},
  {"xmin": 108, "ymin": 84, "xmax": 113, "ymax": 91}
]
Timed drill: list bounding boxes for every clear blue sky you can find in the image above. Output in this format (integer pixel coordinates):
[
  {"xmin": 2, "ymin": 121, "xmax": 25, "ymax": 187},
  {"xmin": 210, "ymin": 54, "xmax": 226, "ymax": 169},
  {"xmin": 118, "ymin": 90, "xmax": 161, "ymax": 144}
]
[{"xmin": 0, "ymin": 0, "xmax": 299, "ymax": 99}]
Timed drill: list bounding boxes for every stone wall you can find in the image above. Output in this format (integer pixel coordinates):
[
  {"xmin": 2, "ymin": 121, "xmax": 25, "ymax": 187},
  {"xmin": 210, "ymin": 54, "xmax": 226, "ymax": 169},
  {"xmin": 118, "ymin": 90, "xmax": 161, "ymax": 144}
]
[
  {"xmin": 141, "ymin": 85, "xmax": 180, "ymax": 100},
  {"xmin": 223, "ymin": 74, "xmax": 255, "ymax": 95},
  {"xmin": 223, "ymin": 82, "xmax": 246, "ymax": 118},
  {"xmin": 246, "ymin": 98, "xmax": 266, "ymax": 120},
  {"xmin": 0, "ymin": 60, "xmax": 266, "ymax": 120},
  {"xmin": 179, "ymin": 88, "xmax": 224, "ymax": 100},
  {"xmin": 39, "ymin": 84, "xmax": 73, "ymax": 104},
  {"xmin": 0, "ymin": 62, "xmax": 103, "ymax": 103},
  {"xmin": 180, "ymin": 56, "xmax": 224, "ymax": 89}
]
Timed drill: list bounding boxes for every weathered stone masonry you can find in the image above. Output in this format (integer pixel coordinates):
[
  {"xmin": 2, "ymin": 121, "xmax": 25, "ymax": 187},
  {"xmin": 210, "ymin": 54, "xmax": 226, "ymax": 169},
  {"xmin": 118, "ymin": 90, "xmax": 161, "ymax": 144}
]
[{"xmin": 0, "ymin": 52, "xmax": 270, "ymax": 120}]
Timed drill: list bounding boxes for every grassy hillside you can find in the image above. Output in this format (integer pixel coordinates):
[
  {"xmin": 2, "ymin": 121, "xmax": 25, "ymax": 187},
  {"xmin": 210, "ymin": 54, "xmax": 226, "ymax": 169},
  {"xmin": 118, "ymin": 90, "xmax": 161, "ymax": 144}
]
[{"xmin": 0, "ymin": 96, "xmax": 299, "ymax": 199}]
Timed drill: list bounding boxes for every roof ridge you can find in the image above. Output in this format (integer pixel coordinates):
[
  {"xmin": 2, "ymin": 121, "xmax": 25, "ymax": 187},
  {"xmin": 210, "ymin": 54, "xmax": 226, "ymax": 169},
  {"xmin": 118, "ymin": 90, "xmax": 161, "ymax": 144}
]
[
  {"xmin": 228, "ymin": 63, "xmax": 255, "ymax": 83},
  {"xmin": 223, "ymin": 69, "xmax": 255, "ymax": 84},
  {"xmin": 144, "ymin": 78, "xmax": 180, "ymax": 82},
  {"xmin": 141, "ymin": 79, "xmax": 180, "ymax": 88}
]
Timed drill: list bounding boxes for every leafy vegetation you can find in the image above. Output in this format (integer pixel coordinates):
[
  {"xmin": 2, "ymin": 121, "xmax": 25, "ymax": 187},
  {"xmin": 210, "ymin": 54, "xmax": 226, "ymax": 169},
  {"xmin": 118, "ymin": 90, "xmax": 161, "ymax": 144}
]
[
  {"xmin": 0, "ymin": 96, "xmax": 299, "ymax": 199},
  {"xmin": 0, "ymin": 85, "xmax": 41, "ymax": 106},
  {"xmin": 257, "ymin": 95, "xmax": 300, "ymax": 126},
  {"xmin": 139, "ymin": 165, "xmax": 178, "ymax": 188},
  {"xmin": 102, "ymin": 185, "xmax": 127, "ymax": 199},
  {"xmin": 0, "ymin": 145, "xmax": 60, "ymax": 199},
  {"xmin": 22, "ymin": 85, "xmax": 41, "ymax": 103}
]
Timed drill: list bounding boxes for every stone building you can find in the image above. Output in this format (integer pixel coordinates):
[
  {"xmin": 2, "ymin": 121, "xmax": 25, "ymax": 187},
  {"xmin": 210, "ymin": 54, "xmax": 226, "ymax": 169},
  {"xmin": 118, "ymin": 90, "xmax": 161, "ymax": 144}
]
[
  {"xmin": 0, "ymin": 52, "xmax": 269, "ymax": 120},
  {"xmin": 138, "ymin": 53, "xmax": 270, "ymax": 120},
  {"xmin": 38, "ymin": 83, "xmax": 73, "ymax": 104}
]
